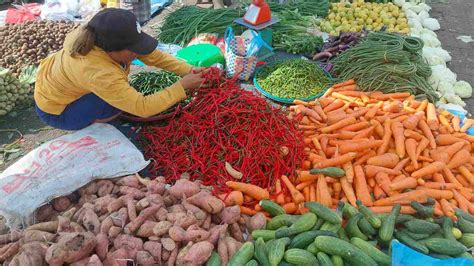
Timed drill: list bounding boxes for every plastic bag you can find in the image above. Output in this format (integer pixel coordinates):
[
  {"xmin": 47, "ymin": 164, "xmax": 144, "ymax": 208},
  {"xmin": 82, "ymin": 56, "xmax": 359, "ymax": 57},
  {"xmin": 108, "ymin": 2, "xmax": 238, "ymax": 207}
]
[
  {"xmin": 40, "ymin": 0, "xmax": 76, "ymax": 21},
  {"xmin": 6, "ymin": 3, "xmax": 41, "ymax": 24},
  {"xmin": 422, "ymin": 18, "xmax": 441, "ymax": 31},
  {"xmin": 0, "ymin": 123, "xmax": 149, "ymax": 229},
  {"xmin": 78, "ymin": 0, "xmax": 101, "ymax": 19}
]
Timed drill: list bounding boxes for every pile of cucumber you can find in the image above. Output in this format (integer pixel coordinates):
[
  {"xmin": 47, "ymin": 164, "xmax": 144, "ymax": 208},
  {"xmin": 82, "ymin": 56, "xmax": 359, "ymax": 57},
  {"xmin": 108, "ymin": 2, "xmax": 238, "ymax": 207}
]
[{"xmin": 221, "ymin": 200, "xmax": 474, "ymax": 266}]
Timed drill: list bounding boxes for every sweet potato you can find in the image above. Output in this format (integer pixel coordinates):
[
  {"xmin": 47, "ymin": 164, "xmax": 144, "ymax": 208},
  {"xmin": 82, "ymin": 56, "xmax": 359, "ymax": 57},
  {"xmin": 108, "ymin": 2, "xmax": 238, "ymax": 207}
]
[
  {"xmin": 94, "ymin": 196, "xmax": 114, "ymax": 215},
  {"xmin": 218, "ymin": 236, "xmax": 228, "ymax": 266},
  {"xmin": 73, "ymin": 203, "xmax": 94, "ymax": 222},
  {"xmin": 116, "ymin": 175, "xmax": 141, "ymax": 189},
  {"xmin": 78, "ymin": 195, "xmax": 98, "ymax": 208},
  {"xmin": 80, "ymin": 182, "xmax": 98, "ymax": 196},
  {"xmin": 202, "ymin": 215, "xmax": 212, "ymax": 230},
  {"xmin": 0, "ymin": 231, "xmax": 22, "ymax": 245},
  {"xmin": 108, "ymin": 226, "xmax": 122, "ymax": 238},
  {"xmin": 107, "ymin": 196, "xmax": 128, "ymax": 213},
  {"xmin": 112, "ymin": 208, "xmax": 129, "ymax": 228},
  {"xmin": 87, "ymin": 255, "xmax": 103, "ymax": 266},
  {"xmin": 36, "ymin": 204, "xmax": 56, "ymax": 222},
  {"xmin": 161, "ymin": 238, "xmax": 176, "ymax": 251},
  {"xmin": 175, "ymin": 211, "xmax": 199, "ymax": 229},
  {"xmin": 0, "ymin": 241, "xmax": 20, "ymax": 262},
  {"xmin": 163, "ymin": 194, "xmax": 177, "ymax": 207},
  {"xmin": 187, "ymin": 192, "xmax": 224, "ymax": 214},
  {"xmin": 70, "ymin": 257, "xmax": 90, "ymax": 266},
  {"xmin": 104, "ymin": 248, "xmax": 131, "ymax": 266},
  {"xmin": 208, "ymin": 224, "xmax": 228, "ymax": 246},
  {"xmin": 62, "ymin": 207, "xmax": 77, "ymax": 220},
  {"xmin": 11, "ymin": 241, "xmax": 48, "ymax": 266},
  {"xmin": 136, "ymin": 221, "xmax": 157, "ymax": 238},
  {"xmin": 26, "ymin": 221, "xmax": 58, "ymax": 233},
  {"xmin": 230, "ymin": 223, "xmax": 244, "ymax": 242},
  {"xmin": 124, "ymin": 205, "xmax": 161, "ymax": 234},
  {"xmin": 100, "ymin": 217, "xmax": 114, "ymax": 234},
  {"xmin": 119, "ymin": 186, "xmax": 145, "ymax": 200},
  {"xmin": 168, "ymin": 179, "xmax": 200, "ymax": 198},
  {"xmin": 182, "ymin": 195, "xmax": 207, "ymax": 220},
  {"xmin": 249, "ymin": 212, "xmax": 267, "ymax": 232},
  {"xmin": 166, "ymin": 248, "xmax": 178, "ymax": 266},
  {"xmin": 136, "ymin": 198, "xmax": 150, "ymax": 212},
  {"xmin": 127, "ymin": 199, "xmax": 137, "ymax": 222},
  {"xmin": 136, "ymin": 250, "xmax": 156, "ymax": 265},
  {"xmin": 220, "ymin": 206, "xmax": 241, "ymax": 224},
  {"xmin": 144, "ymin": 241, "xmax": 162, "ymax": 262},
  {"xmin": 83, "ymin": 209, "xmax": 100, "ymax": 234},
  {"xmin": 225, "ymin": 237, "xmax": 241, "ymax": 259},
  {"xmin": 184, "ymin": 241, "xmax": 214, "ymax": 265},
  {"xmin": 168, "ymin": 204, "xmax": 186, "ymax": 214},
  {"xmin": 113, "ymin": 234, "xmax": 143, "ymax": 252},
  {"xmin": 147, "ymin": 180, "xmax": 166, "ymax": 195},
  {"xmin": 168, "ymin": 226, "xmax": 186, "ymax": 242},
  {"xmin": 95, "ymin": 233, "xmax": 109, "ymax": 261},
  {"xmin": 155, "ymin": 207, "xmax": 168, "ymax": 222},
  {"xmin": 52, "ymin": 197, "xmax": 72, "ymax": 212},
  {"xmin": 186, "ymin": 228, "xmax": 211, "ymax": 242},
  {"xmin": 151, "ymin": 221, "xmax": 172, "ymax": 237},
  {"xmin": 162, "ymin": 250, "xmax": 171, "ymax": 262},
  {"xmin": 23, "ymin": 230, "xmax": 55, "ymax": 243},
  {"xmin": 45, "ymin": 232, "xmax": 97, "ymax": 265},
  {"xmin": 166, "ymin": 212, "xmax": 187, "ymax": 224},
  {"xmin": 176, "ymin": 241, "xmax": 193, "ymax": 266},
  {"xmin": 96, "ymin": 180, "xmax": 114, "ymax": 197}
]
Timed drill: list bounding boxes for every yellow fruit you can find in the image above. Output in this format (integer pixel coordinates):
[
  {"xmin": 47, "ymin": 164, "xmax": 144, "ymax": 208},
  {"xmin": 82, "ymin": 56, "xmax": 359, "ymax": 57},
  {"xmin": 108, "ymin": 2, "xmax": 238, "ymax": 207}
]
[
  {"xmin": 392, "ymin": 10, "xmax": 400, "ymax": 17},
  {"xmin": 328, "ymin": 13, "xmax": 336, "ymax": 19},
  {"xmin": 366, "ymin": 18, "xmax": 373, "ymax": 24},
  {"xmin": 400, "ymin": 28, "xmax": 410, "ymax": 34},
  {"xmin": 329, "ymin": 31, "xmax": 337, "ymax": 36},
  {"xmin": 376, "ymin": 17, "xmax": 382, "ymax": 23}
]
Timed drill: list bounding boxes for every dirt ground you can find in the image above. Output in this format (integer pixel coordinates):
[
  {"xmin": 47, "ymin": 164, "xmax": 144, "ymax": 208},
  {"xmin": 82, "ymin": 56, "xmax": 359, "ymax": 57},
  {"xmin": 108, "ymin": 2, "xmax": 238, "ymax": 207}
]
[{"xmin": 1, "ymin": 1, "xmax": 473, "ymax": 172}]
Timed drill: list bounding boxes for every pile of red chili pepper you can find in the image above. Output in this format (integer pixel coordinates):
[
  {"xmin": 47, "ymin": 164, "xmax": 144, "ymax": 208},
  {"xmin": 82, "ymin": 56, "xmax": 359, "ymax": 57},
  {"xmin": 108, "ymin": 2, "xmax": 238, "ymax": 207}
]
[{"xmin": 142, "ymin": 68, "xmax": 304, "ymax": 194}]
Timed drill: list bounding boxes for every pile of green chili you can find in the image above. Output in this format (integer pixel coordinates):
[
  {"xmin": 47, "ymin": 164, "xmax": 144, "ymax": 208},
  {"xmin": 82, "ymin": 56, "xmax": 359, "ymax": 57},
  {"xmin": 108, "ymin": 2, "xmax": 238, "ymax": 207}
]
[
  {"xmin": 330, "ymin": 32, "xmax": 438, "ymax": 102},
  {"xmin": 256, "ymin": 59, "xmax": 332, "ymax": 100},
  {"xmin": 129, "ymin": 70, "xmax": 181, "ymax": 96}
]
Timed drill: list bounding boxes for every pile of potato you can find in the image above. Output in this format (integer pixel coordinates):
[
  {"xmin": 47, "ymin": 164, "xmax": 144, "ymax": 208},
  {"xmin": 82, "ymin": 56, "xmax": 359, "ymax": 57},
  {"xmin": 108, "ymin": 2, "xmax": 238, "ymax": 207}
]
[
  {"xmin": 0, "ymin": 69, "xmax": 31, "ymax": 116},
  {"xmin": 0, "ymin": 20, "xmax": 76, "ymax": 76},
  {"xmin": 0, "ymin": 174, "xmax": 264, "ymax": 265}
]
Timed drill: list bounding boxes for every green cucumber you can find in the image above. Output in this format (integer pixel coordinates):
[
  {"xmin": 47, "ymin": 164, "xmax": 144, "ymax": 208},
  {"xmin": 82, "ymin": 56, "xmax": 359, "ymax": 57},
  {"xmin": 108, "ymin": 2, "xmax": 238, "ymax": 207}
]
[
  {"xmin": 350, "ymin": 237, "xmax": 391, "ymax": 266},
  {"xmin": 252, "ymin": 229, "xmax": 276, "ymax": 241},
  {"xmin": 379, "ymin": 204, "xmax": 400, "ymax": 242},
  {"xmin": 358, "ymin": 217, "xmax": 377, "ymax": 237},
  {"xmin": 460, "ymin": 233, "xmax": 474, "ymax": 248},
  {"xmin": 310, "ymin": 167, "xmax": 345, "ymax": 178},
  {"xmin": 442, "ymin": 217, "xmax": 456, "ymax": 241},
  {"xmin": 331, "ymin": 255, "xmax": 343, "ymax": 266},
  {"xmin": 410, "ymin": 201, "xmax": 433, "ymax": 218},
  {"xmin": 395, "ymin": 214, "xmax": 415, "ymax": 224},
  {"xmin": 424, "ymin": 238, "xmax": 467, "ymax": 256},
  {"xmin": 254, "ymin": 238, "xmax": 270, "ymax": 266},
  {"xmin": 452, "ymin": 228, "xmax": 463, "ymax": 239},
  {"xmin": 260, "ymin": 200, "xmax": 286, "ymax": 217},
  {"xmin": 276, "ymin": 226, "xmax": 290, "ymax": 239},
  {"xmin": 278, "ymin": 262, "xmax": 295, "ymax": 266},
  {"xmin": 312, "ymin": 218, "xmax": 325, "ymax": 230},
  {"xmin": 265, "ymin": 239, "xmax": 276, "ymax": 254},
  {"xmin": 429, "ymin": 253, "xmax": 452, "ymax": 259},
  {"xmin": 267, "ymin": 214, "xmax": 300, "ymax": 230},
  {"xmin": 228, "ymin": 242, "xmax": 255, "ymax": 266},
  {"xmin": 306, "ymin": 202, "xmax": 342, "ymax": 224},
  {"xmin": 401, "ymin": 230, "xmax": 431, "ymax": 240},
  {"xmin": 320, "ymin": 221, "xmax": 342, "ymax": 233},
  {"xmin": 356, "ymin": 200, "xmax": 382, "ymax": 228},
  {"xmin": 337, "ymin": 227, "xmax": 350, "ymax": 242},
  {"xmin": 458, "ymin": 216, "xmax": 474, "ymax": 233},
  {"xmin": 455, "ymin": 208, "xmax": 474, "ymax": 223},
  {"xmin": 289, "ymin": 230, "xmax": 338, "ymax": 249},
  {"xmin": 206, "ymin": 251, "xmax": 221, "ymax": 266},
  {"xmin": 316, "ymin": 252, "xmax": 333, "ymax": 266},
  {"xmin": 460, "ymin": 252, "xmax": 474, "ymax": 259},
  {"xmin": 404, "ymin": 219, "xmax": 440, "ymax": 234},
  {"xmin": 341, "ymin": 202, "xmax": 359, "ymax": 219},
  {"xmin": 314, "ymin": 236, "xmax": 377, "ymax": 266},
  {"xmin": 286, "ymin": 213, "xmax": 318, "ymax": 236},
  {"xmin": 245, "ymin": 260, "xmax": 258, "ymax": 266},
  {"xmin": 394, "ymin": 231, "xmax": 429, "ymax": 254},
  {"xmin": 284, "ymin": 248, "xmax": 319, "ymax": 266},
  {"xmin": 269, "ymin": 238, "xmax": 287, "ymax": 266},
  {"xmin": 306, "ymin": 242, "xmax": 319, "ymax": 255},
  {"xmin": 346, "ymin": 213, "xmax": 368, "ymax": 241}
]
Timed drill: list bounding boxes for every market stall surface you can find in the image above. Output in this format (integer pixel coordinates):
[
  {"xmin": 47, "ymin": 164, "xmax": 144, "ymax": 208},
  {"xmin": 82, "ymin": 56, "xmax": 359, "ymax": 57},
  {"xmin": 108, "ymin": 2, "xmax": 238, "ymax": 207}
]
[{"xmin": 0, "ymin": 0, "xmax": 473, "ymax": 173}]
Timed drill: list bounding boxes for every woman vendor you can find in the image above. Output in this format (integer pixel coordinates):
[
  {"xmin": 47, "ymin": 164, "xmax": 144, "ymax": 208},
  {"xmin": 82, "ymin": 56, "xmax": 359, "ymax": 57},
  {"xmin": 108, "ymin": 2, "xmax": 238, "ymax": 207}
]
[{"xmin": 34, "ymin": 8, "xmax": 206, "ymax": 130}]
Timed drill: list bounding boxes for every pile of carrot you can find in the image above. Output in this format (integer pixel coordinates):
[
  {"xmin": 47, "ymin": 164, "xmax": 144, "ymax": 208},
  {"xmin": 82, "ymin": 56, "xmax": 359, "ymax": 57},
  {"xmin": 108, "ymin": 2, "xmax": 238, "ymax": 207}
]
[{"xmin": 224, "ymin": 79, "xmax": 474, "ymax": 219}]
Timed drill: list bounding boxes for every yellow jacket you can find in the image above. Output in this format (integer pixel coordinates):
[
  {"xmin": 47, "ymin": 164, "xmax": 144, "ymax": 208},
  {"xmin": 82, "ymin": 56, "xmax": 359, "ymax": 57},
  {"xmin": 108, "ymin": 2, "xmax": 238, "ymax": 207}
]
[{"xmin": 34, "ymin": 29, "xmax": 192, "ymax": 118}]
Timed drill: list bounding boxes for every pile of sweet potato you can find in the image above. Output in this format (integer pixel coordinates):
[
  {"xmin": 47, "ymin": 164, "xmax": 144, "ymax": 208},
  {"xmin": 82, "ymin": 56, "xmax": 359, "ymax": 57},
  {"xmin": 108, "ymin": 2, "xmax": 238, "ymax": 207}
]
[{"xmin": 0, "ymin": 174, "xmax": 266, "ymax": 265}]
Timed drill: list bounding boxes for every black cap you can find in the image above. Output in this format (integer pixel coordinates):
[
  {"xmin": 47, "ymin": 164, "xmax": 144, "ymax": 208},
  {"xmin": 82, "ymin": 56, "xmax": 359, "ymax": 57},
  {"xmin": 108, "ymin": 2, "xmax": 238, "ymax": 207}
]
[{"xmin": 88, "ymin": 8, "xmax": 157, "ymax": 55}]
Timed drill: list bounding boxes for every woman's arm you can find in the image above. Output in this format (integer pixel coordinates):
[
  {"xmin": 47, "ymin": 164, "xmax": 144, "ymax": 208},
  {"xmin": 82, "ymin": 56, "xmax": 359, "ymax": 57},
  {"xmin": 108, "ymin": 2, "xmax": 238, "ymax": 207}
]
[{"xmin": 137, "ymin": 50, "xmax": 192, "ymax": 76}]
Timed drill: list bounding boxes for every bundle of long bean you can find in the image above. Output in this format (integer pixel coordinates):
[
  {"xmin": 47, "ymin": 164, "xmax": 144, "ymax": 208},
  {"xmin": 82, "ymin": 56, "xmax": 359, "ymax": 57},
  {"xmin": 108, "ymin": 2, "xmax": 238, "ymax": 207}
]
[
  {"xmin": 156, "ymin": 6, "xmax": 243, "ymax": 46},
  {"xmin": 257, "ymin": 59, "xmax": 332, "ymax": 99},
  {"xmin": 331, "ymin": 32, "xmax": 438, "ymax": 102},
  {"xmin": 268, "ymin": 0, "xmax": 330, "ymax": 17},
  {"xmin": 129, "ymin": 70, "xmax": 180, "ymax": 96}
]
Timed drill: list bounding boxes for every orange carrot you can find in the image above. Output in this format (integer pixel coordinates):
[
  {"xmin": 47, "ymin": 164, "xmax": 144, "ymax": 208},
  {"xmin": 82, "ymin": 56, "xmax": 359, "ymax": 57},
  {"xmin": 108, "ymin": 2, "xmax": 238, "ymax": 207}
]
[
  {"xmin": 411, "ymin": 161, "xmax": 446, "ymax": 178},
  {"xmin": 282, "ymin": 202, "xmax": 297, "ymax": 214},
  {"xmin": 433, "ymin": 200, "xmax": 444, "ymax": 216},
  {"xmin": 321, "ymin": 117, "xmax": 357, "ymax": 133},
  {"xmin": 453, "ymin": 190, "xmax": 470, "ymax": 213},
  {"xmin": 317, "ymin": 174, "xmax": 333, "ymax": 207},
  {"xmin": 432, "ymin": 173, "xmax": 445, "ymax": 183},
  {"xmin": 296, "ymin": 181, "xmax": 314, "ymax": 191},
  {"xmin": 340, "ymin": 176, "xmax": 357, "ymax": 206},
  {"xmin": 309, "ymin": 184, "xmax": 316, "ymax": 202},
  {"xmin": 303, "ymin": 186, "xmax": 310, "ymax": 202},
  {"xmin": 426, "ymin": 103, "xmax": 439, "ymax": 130},
  {"xmin": 452, "ymin": 116, "xmax": 461, "ymax": 132},
  {"xmin": 333, "ymin": 84, "xmax": 357, "ymax": 92},
  {"xmin": 353, "ymin": 126, "xmax": 375, "ymax": 140},
  {"xmin": 415, "ymin": 137, "xmax": 430, "ymax": 159},
  {"xmin": 314, "ymin": 152, "xmax": 357, "ymax": 168},
  {"xmin": 405, "ymin": 138, "xmax": 419, "ymax": 169},
  {"xmin": 332, "ymin": 92, "xmax": 358, "ymax": 103},
  {"xmin": 298, "ymin": 171, "xmax": 319, "ymax": 183},
  {"xmin": 365, "ymin": 165, "xmax": 401, "ymax": 178},
  {"xmin": 219, "ymin": 191, "xmax": 244, "ymax": 206},
  {"xmin": 290, "ymin": 105, "xmax": 321, "ymax": 121},
  {"xmin": 339, "ymin": 140, "xmax": 383, "ymax": 154},
  {"xmin": 423, "ymin": 182, "xmax": 461, "ymax": 190},
  {"xmin": 365, "ymin": 102, "xmax": 383, "ymax": 120},
  {"xmin": 353, "ymin": 150, "xmax": 377, "ymax": 166},
  {"xmin": 440, "ymin": 198, "xmax": 455, "ymax": 218},
  {"xmin": 377, "ymin": 119, "xmax": 392, "ymax": 155},
  {"xmin": 393, "ymin": 158, "xmax": 410, "ymax": 173},
  {"xmin": 418, "ymin": 156, "xmax": 433, "ymax": 162},
  {"xmin": 391, "ymin": 121, "xmax": 406, "ymax": 158},
  {"xmin": 416, "ymin": 99, "xmax": 428, "ymax": 112},
  {"xmin": 226, "ymin": 181, "xmax": 270, "ymax": 200},
  {"xmin": 389, "ymin": 177, "xmax": 417, "ymax": 191},
  {"xmin": 461, "ymin": 119, "xmax": 474, "ymax": 133},
  {"xmin": 383, "ymin": 100, "xmax": 403, "ymax": 113},
  {"xmin": 240, "ymin": 206, "xmax": 257, "ymax": 215},
  {"xmin": 436, "ymin": 134, "xmax": 469, "ymax": 146},
  {"xmin": 340, "ymin": 121, "xmax": 369, "ymax": 132},
  {"xmin": 458, "ymin": 165, "xmax": 474, "ymax": 185},
  {"xmin": 415, "ymin": 187, "xmax": 454, "ymax": 200},
  {"xmin": 333, "ymin": 79, "xmax": 355, "ymax": 88},
  {"xmin": 442, "ymin": 168, "xmax": 462, "ymax": 187},
  {"xmin": 439, "ymin": 114, "xmax": 454, "ymax": 133},
  {"xmin": 354, "ymin": 165, "xmax": 373, "ymax": 206},
  {"xmin": 275, "ymin": 179, "xmax": 285, "ymax": 205},
  {"xmin": 343, "ymin": 161, "xmax": 354, "ymax": 183},
  {"xmin": 374, "ymin": 190, "xmax": 428, "ymax": 206},
  {"xmin": 369, "ymin": 206, "xmax": 416, "ymax": 214},
  {"xmin": 313, "ymin": 105, "xmax": 327, "ymax": 121},
  {"xmin": 371, "ymin": 92, "xmax": 411, "ymax": 101},
  {"xmin": 447, "ymin": 149, "xmax": 471, "ymax": 169},
  {"xmin": 374, "ymin": 185, "xmax": 387, "ymax": 200},
  {"xmin": 375, "ymin": 172, "xmax": 394, "ymax": 196},
  {"xmin": 402, "ymin": 111, "xmax": 424, "ymax": 130},
  {"xmin": 418, "ymin": 120, "xmax": 436, "ymax": 149},
  {"xmin": 323, "ymin": 99, "xmax": 345, "ymax": 113},
  {"xmin": 333, "ymin": 182, "xmax": 341, "ymax": 200},
  {"xmin": 255, "ymin": 203, "xmax": 263, "ymax": 211},
  {"xmin": 404, "ymin": 129, "xmax": 424, "ymax": 141},
  {"xmin": 280, "ymin": 175, "xmax": 305, "ymax": 204},
  {"xmin": 367, "ymin": 153, "xmax": 400, "ymax": 168},
  {"xmin": 372, "ymin": 120, "xmax": 384, "ymax": 139},
  {"xmin": 455, "ymin": 174, "xmax": 471, "ymax": 188}
]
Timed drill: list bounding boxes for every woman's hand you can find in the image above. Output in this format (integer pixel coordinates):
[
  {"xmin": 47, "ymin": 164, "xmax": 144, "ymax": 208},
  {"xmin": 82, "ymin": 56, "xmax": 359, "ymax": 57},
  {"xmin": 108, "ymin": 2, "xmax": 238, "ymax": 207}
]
[{"xmin": 180, "ymin": 72, "xmax": 205, "ymax": 90}]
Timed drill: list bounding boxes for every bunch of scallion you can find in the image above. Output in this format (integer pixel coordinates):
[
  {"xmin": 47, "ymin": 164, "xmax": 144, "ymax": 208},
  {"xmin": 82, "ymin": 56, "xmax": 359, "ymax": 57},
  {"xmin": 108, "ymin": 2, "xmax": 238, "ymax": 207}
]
[{"xmin": 330, "ymin": 32, "xmax": 438, "ymax": 102}]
